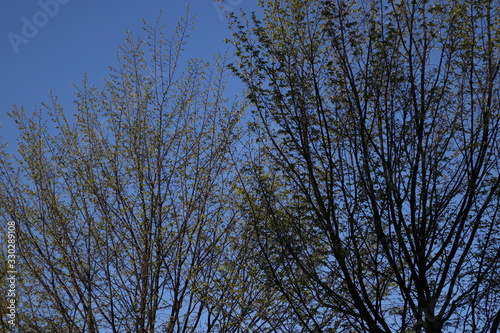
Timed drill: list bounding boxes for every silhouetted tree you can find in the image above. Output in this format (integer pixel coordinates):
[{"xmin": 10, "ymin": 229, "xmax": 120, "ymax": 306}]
[{"xmin": 229, "ymin": 0, "xmax": 500, "ymax": 332}]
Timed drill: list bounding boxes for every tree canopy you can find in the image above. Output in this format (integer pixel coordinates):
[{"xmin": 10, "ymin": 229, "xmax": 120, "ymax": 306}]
[
  {"xmin": 228, "ymin": 0, "xmax": 500, "ymax": 331},
  {"xmin": 1, "ymin": 1, "xmax": 500, "ymax": 332}
]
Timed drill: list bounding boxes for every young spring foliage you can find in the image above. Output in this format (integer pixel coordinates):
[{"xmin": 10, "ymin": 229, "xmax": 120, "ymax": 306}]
[
  {"xmin": 228, "ymin": 0, "xmax": 500, "ymax": 332},
  {"xmin": 0, "ymin": 12, "xmax": 248, "ymax": 332}
]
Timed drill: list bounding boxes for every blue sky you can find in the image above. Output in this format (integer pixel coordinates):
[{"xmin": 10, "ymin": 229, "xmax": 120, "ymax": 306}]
[{"xmin": 0, "ymin": 0, "xmax": 258, "ymax": 154}]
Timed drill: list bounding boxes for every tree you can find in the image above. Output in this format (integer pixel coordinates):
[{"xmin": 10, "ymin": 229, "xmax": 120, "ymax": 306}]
[
  {"xmin": 228, "ymin": 0, "xmax": 500, "ymax": 332},
  {"xmin": 0, "ymin": 13, "xmax": 250, "ymax": 332}
]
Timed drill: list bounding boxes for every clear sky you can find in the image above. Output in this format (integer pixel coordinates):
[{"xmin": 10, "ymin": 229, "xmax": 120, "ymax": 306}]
[{"xmin": 0, "ymin": 0, "xmax": 259, "ymax": 154}]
